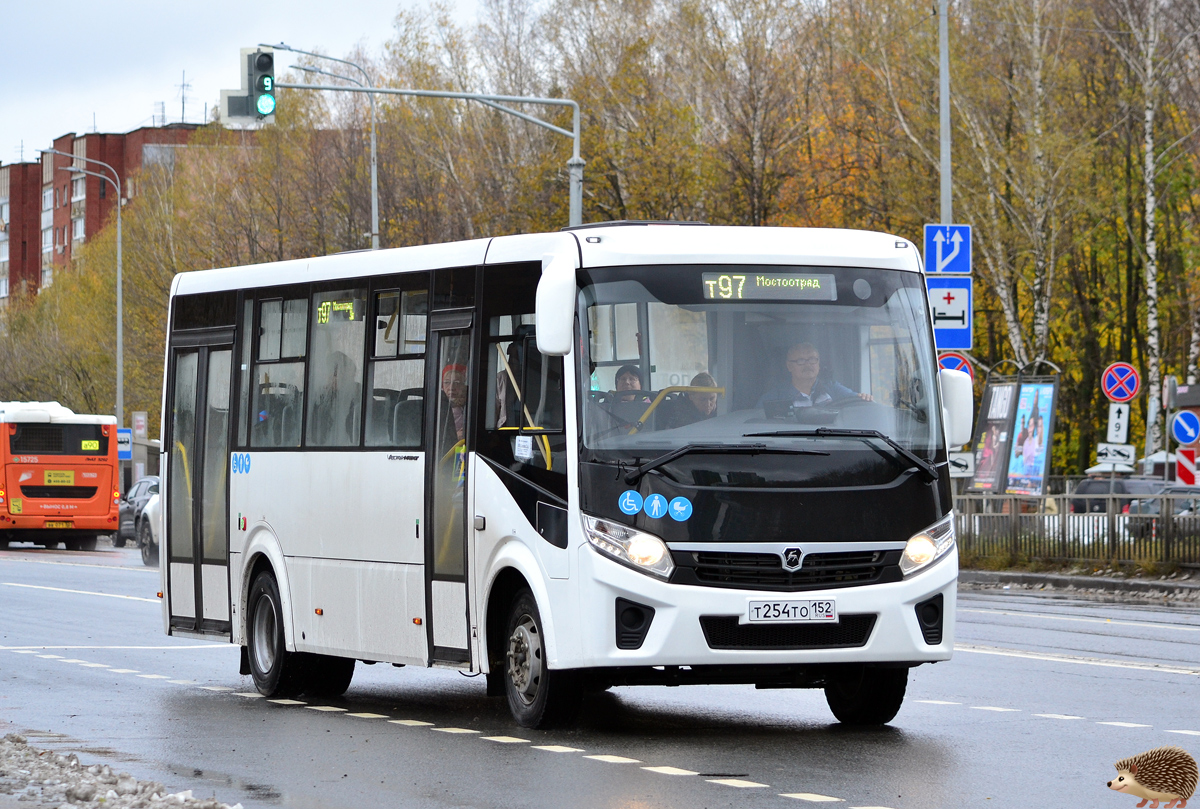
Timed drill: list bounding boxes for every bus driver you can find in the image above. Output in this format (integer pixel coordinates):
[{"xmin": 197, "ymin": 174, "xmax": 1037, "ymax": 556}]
[{"xmin": 758, "ymin": 342, "xmax": 872, "ymax": 409}]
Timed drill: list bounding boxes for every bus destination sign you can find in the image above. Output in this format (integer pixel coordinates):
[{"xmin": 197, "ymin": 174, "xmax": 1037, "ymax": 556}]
[{"xmin": 702, "ymin": 272, "xmax": 837, "ymax": 301}]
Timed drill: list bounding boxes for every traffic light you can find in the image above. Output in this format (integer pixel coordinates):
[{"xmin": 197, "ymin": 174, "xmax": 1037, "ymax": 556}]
[{"xmin": 250, "ymin": 50, "xmax": 275, "ymax": 117}]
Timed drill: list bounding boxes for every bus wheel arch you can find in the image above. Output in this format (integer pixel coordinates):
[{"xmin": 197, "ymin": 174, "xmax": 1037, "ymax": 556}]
[
  {"xmin": 239, "ymin": 531, "xmax": 294, "ymax": 651},
  {"xmin": 484, "ymin": 567, "xmax": 530, "ymax": 695}
]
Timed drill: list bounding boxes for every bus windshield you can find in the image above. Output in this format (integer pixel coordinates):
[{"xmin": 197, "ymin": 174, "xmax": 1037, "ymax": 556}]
[{"xmin": 579, "ymin": 264, "xmax": 943, "ymax": 468}]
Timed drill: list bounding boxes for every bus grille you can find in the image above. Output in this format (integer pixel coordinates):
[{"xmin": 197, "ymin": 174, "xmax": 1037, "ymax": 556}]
[
  {"xmin": 700, "ymin": 614, "xmax": 876, "ymax": 650},
  {"xmin": 10, "ymin": 426, "xmax": 63, "ymax": 453},
  {"xmin": 20, "ymin": 486, "xmax": 98, "ymax": 499},
  {"xmin": 671, "ymin": 550, "xmax": 902, "ymax": 592}
]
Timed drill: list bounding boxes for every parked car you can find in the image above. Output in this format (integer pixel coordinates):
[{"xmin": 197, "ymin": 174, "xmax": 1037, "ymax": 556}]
[
  {"xmin": 117, "ymin": 476, "xmax": 159, "ymax": 548},
  {"xmin": 1127, "ymin": 486, "xmax": 1200, "ymax": 538},
  {"xmin": 1070, "ymin": 477, "xmax": 1163, "ymax": 513},
  {"xmin": 137, "ymin": 492, "xmax": 160, "ymax": 567}
]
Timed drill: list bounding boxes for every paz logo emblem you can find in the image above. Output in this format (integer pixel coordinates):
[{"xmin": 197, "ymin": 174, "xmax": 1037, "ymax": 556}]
[{"xmin": 782, "ymin": 547, "xmax": 803, "ymax": 572}]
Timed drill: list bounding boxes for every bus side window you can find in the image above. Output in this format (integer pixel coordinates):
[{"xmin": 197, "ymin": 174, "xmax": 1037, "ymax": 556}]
[
  {"xmin": 306, "ymin": 287, "xmax": 367, "ymax": 448},
  {"xmin": 251, "ymin": 294, "xmax": 308, "ymax": 449},
  {"xmin": 365, "ymin": 287, "xmax": 427, "ymax": 448}
]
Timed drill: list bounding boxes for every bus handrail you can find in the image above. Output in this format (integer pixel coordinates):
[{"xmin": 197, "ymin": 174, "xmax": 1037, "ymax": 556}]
[{"xmin": 628, "ymin": 386, "xmax": 726, "ymax": 434}]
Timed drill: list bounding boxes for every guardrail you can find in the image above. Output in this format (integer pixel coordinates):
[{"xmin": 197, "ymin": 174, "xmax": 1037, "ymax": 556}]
[{"xmin": 953, "ymin": 493, "xmax": 1200, "ymax": 565}]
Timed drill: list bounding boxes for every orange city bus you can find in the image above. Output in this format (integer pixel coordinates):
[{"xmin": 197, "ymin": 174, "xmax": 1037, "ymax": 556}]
[{"xmin": 1, "ymin": 402, "xmax": 121, "ymax": 551}]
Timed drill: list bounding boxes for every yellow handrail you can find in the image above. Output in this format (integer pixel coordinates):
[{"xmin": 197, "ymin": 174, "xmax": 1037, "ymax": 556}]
[
  {"xmin": 625, "ymin": 386, "xmax": 726, "ymax": 434},
  {"xmin": 495, "ymin": 344, "xmax": 552, "ymax": 470}
]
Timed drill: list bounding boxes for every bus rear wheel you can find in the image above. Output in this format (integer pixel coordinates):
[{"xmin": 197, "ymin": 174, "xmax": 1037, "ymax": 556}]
[
  {"xmin": 66, "ymin": 536, "xmax": 98, "ymax": 551},
  {"xmin": 304, "ymin": 655, "xmax": 355, "ymax": 698},
  {"xmin": 824, "ymin": 666, "xmax": 908, "ymax": 726},
  {"xmin": 503, "ymin": 589, "xmax": 582, "ymax": 729},
  {"xmin": 247, "ymin": 571, "xmax": 307, "ymax": 698}
]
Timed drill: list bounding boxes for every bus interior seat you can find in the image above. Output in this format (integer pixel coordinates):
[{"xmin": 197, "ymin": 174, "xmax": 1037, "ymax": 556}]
[{"xmin": 392, "ymin": 399, "xmax": 423, "ymax": 447}]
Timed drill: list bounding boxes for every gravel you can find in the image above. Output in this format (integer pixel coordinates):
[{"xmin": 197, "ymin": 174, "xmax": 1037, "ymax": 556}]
[{"xmin": 0, "ymin": 734, "xmax": 241, "ymax": 809}]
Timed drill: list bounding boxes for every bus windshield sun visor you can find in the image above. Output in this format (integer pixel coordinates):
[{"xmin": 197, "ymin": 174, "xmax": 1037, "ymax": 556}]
[
  {"xmin": 622, "ymin": 442, "xmax": 830, "ymax": 485},
  {"xmin": 743, "ymin": 428, "xmax": 939, "ymax": 483}
]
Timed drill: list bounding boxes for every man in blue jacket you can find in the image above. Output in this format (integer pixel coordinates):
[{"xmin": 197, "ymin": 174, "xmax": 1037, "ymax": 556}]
[{"xmin": 757, "ymin": 342, "xmax": 872, "ymax": 409}]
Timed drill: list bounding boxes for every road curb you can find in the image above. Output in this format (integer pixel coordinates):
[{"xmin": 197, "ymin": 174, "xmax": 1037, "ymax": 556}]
[{"xmin": 960, "ymin": 569, "xmax": 1200, "ymax": 597}]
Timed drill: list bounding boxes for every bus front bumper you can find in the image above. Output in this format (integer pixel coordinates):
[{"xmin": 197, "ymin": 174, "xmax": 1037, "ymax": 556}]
[{"xmin": 568, "ymin": 544, "xmax": 957, "ymax": 669}]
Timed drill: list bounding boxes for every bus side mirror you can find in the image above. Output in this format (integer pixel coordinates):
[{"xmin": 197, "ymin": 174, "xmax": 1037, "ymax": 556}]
[
  {"xmin": 536, "ymin": 248, "xmax": 577, "ymax": 356},
  {"xmin": 938, "ymin": 368, "xmax": 973, "ymax": 448}
]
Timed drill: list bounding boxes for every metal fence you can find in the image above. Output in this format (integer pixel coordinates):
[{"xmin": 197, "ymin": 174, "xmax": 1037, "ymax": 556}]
[{"xmin": 953, "ymin": 493, "xmax": 1200, "ymax": 565}]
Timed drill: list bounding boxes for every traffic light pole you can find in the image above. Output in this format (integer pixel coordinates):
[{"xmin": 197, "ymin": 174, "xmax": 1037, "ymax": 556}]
[
  {"xmin": 275, "ymin": 80, "xmax": 585, "ymax": 228},
  {"xmin": 44, "ymin": 150, "xmax": 123, "ymax": 427}
]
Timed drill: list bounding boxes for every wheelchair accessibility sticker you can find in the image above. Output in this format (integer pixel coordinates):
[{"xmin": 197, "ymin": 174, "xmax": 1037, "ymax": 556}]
[{"xmin": 618, "ymin": 490, "xmax": 644, "ymax": 515}]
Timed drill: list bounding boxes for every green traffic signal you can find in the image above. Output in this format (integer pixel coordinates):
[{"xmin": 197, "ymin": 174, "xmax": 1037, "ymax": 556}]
[
  {"xmin": 256, "ymin": 94, "xmax": 277, "ymax": 115},
  {"xmin": 250, "ymin": 51, "xmax": 275, "ymax": 119}
]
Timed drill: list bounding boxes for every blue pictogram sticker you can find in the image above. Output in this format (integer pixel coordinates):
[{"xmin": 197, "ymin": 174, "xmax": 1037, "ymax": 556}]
[
  {"xmin": 618, "ymin": 490, "xmax": 644, "ymax": 516},
  {"xmin": 643, "ymin": 493, "xmax": 669, "ymax": 519},
  {"xmin": 668, "ymin": 496, "xmax": 693, "ymax": 522}
]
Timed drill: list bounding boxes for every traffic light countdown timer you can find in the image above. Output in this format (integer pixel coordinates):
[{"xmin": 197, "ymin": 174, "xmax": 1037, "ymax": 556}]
[{"xmin": 219, "ymin": 48, "xmax": 276, "ymax": 125}]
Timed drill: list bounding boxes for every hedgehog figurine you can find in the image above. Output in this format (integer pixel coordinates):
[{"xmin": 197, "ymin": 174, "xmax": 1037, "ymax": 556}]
[{"xmin": 1108, "ymin": 746, "xmax": 1198, "ymax": 808}]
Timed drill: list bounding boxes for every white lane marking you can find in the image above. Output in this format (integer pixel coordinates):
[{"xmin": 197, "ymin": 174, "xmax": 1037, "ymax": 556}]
[
  {"xmin": 708, "ymin": 778, "xmax": 767, "ymax": 788},
  {"xmin": 1035, "ymin": 714, "xmax": 1084, "ymax": 720},
  {"xmin": 1097, "ymin": 721, "xmax": 1152, "ymax": 728},
  {"xmin": 347, "ymin": 712, "xmax": 388, "ymax": 719},
  {"xmin": 1, "ymin": 645, "xmax": 226, "ymax": 651},
  {"xmin": 58, "ymin": 659, "xmax": 86, "ymax": 664},
  {"xmin": 234, "ymin": 692, "xmax": 263, "ymax": 698},
  {"xmin": 36, "ymin": 655, "xmax": 63, "ymax": 659},
  {"xmin": 79, "ymin": 663, "xmax": 110, "ymax": 668},
  {"xmin": 916, "ymin": 700, "xmax": 961, "ymax": 705},
  {"xmin": 10, "ymin": 650, "xmax": 37, "ymax": 654},
  {"xmin": 955, "ymin": 643, "xmax": 1200, "ymax": 676},
  {"xmin": 533, "ymin": 745, "xmax": 583, "ymax": 753},
  {"xmin": 306, "ymin": 706, "xmax": 346, "ymax": 712},
  {"xmin": 971, "ymin": 706, "xmax": 1020, "ymax": 712},
  {"xmin": 110, "ymin": 669, "xmax": 139, "ymax": 674},
  {"xmin": 781, "ymin": 794, "xmax": 844, "ymax": 802},
  {"xmin": 1167, "ymin": 730, "xmax": 1200, "ymax": 736},
  {"xmin": 432, "ymin": 727, "xmax": 478, "ymax": 734},
  {"xmin": 388, "ymin": 719, "xmax": 432, "ymax": 727},
  {"xmin": 643, "ymin": 766, "xmax": 697, "ymax": 776},
  {"xmin": 137, "ymin": 674, "xmax": 171, "ymax": 679},
  {"xmin": 585, "ymin": 754, "xmax": 640, "ymax": 764},
  {"xmin": 268, "ymin": 699, "xmax": 306, "ymax": 706},
  {"xmin": 199, "ymin": 686, "xmax": 233, "ymax": 692},
  {"xmin": 849, "ymin": 806, "xmax": 898, "ymax": 809},
  {"xmin": 482, "ymin": 736, "xmax": 529, "ymax": 744},
  {"xmin": 0, "ymin": 557, "xmax": 157, "ymax": 573},
  {"xmin": 1, "ymin": 582, "xmax": 158, "ymax": 603},
  {"xmin": 167, "ymin": 679, "xmax": 197, "ymax": 685},
  {"xmin": 959, "ymin": 608, "xmax": 1200, "ymax": 633}
]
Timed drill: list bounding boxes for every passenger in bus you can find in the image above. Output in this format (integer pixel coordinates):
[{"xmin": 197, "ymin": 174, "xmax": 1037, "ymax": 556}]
[
  {"xmin": 757, "ymin": 342, "xmax": 872, "ymax": 409},
  {"xmin": 614, "ymin": 364, "xmax": 651, "ymax": 403},
  {"xmin": 662, "ymin": 372, "xmax": 719, "ymax": 428},
  {"xmin": 441, "ymin": 363, "xmax": 469, "ymax": 441}
]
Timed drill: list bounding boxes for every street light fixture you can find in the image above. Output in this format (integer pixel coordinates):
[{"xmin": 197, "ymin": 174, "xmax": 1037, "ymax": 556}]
[
  {"xmin": 265, "ymin": 43, "xmax": 379, "ymax": 251},
  {"xmin": 42, "ymin": 149, "xmax": 124, "ymax": 428}
]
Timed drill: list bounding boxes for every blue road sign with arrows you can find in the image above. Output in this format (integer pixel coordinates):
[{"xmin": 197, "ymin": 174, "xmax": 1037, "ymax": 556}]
[
  {"xmin": 1172, "ymin": 410, "xmax": 1200, "ymax": 446},
  {"xmin": 924, "ymin": 224, "xmax": 972, "ymax": 274},
  {"xmin": 926, "ymin": 276, "xmax": 973, "ymax": 349}
]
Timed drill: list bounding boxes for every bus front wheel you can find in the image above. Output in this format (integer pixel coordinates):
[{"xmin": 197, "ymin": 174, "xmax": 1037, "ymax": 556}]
[
  {"xmin": 504, "ymin": 589, "xmax": 582, "ymax": 729},
  {"xmin": 247, "ymin": 572, "xmax": 307, "ymax": 698},
  {"xmin": 824, "ymin": 666, "xmax": 908, "ymax": 726}
]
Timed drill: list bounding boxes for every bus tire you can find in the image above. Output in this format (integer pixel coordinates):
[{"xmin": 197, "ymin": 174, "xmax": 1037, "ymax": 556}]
[
  {"xmin": 112, "ymin": 534, "xmax": 127, "ymax": 548},
  {"xmin": 67, "ymin": 537, "xmax": 98, "ymax": 551},
  {"xmin": 503, "ymin": 589, "xmax": 582, "ymax": 729},
  {"xmin": 247, "ymin": 571, "xmax": 307, "ymax": 698},
  {"xmin": 303, "ymin": 655, "xmax": 355, "ymax": 698},
  {"xmin": 824, "ymin": 666, "xmax": 908, "ymax": 726},
  {"xmin": 139, "ymin": 523, "xmax": 158, "ymax": 567}
]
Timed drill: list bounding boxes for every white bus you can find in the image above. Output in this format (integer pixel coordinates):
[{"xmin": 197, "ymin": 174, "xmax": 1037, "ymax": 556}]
[{"xmin": 160, "ymin": 223, "xmax": 973, "ymax": 728}]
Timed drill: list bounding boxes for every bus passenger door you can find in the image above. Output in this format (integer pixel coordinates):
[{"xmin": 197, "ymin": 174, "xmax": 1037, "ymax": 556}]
[
  {"xmin": 166, "ymin": 344, "xmax": 233, "ymax": 636},
  {"xmin": 423, "ymin": 316, "xmax": 473, "ymax": 663}
]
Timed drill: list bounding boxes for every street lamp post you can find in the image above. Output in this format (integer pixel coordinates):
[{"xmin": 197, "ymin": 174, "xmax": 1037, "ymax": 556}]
[
  {"xmin": 43, "ymin": 149, "xmax": 123, "ymax": 427},
  {"xmin": 265, "ymin": 44, "xmax": 379, "ymax": 250}
]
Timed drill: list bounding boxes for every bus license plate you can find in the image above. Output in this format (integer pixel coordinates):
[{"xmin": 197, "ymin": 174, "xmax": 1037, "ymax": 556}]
[
  {"xmin": 45, "ymin": 471, "xmax": 75, "ymax": 486},
  {"xmin": 44, "ymin": 521, "xmax": 73, "ymax": 529},
  {"xmin": 747, "ymin": 599, "xmax": 837, "ymax": 624}
]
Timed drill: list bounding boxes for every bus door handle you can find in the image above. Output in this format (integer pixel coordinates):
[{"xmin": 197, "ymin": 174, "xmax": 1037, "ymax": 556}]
[{"xmin": 473, "ymin": 515, "xmax": 486, "ymax": 531}]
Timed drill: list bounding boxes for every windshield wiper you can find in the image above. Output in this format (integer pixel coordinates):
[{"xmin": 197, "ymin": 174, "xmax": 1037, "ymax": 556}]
[
  {"xmin": 623, "ymin": 442, "xmax": 828, "ymax": 485},
  {"xmin": 743, "ymin": 427, "xmax": 939, "ymax": 482}
]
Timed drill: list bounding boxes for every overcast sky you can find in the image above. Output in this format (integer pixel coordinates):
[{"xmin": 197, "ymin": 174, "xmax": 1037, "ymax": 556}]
[{"xmin": 1, "ymin": 0, "xmax": 477, "ymax": 166}]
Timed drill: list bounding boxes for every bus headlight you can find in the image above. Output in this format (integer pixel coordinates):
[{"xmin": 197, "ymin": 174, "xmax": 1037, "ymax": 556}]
[
  {"xmin": 582, "ymin": 514, "xmax": 674, "ymax": 580},
  {"xmin": 900, "ymin": 513, "xmax": 956, "ymax": 576}
]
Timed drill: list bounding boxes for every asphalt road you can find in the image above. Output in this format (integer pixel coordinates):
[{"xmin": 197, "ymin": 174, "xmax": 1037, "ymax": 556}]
[{"xmin": 1, "ymin": 541, "xmax": 1198, "ymax": 809}]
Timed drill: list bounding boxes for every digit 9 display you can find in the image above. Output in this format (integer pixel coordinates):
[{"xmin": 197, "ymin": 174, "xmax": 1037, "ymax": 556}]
[{"xmin": 701, "ymin": 272, "xmax": 838, "ymax": 301}]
